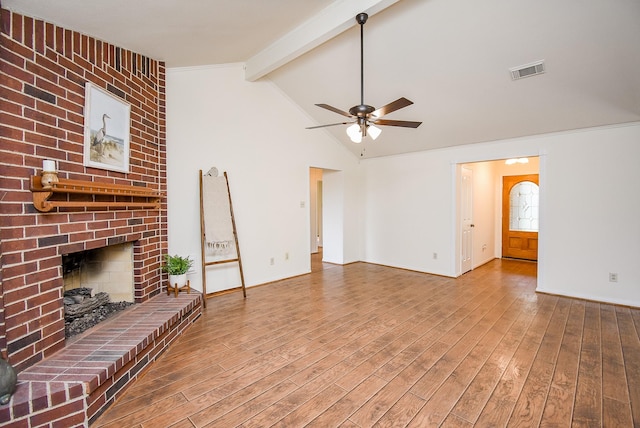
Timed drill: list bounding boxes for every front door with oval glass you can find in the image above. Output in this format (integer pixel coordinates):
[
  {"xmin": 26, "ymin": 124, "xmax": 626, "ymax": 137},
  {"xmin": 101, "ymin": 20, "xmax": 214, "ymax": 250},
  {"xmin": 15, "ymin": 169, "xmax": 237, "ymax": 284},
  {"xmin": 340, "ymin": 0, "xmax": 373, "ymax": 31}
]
[{"xmin": 502, "ymin": 174, "xmax": 539, "ymax": 261}]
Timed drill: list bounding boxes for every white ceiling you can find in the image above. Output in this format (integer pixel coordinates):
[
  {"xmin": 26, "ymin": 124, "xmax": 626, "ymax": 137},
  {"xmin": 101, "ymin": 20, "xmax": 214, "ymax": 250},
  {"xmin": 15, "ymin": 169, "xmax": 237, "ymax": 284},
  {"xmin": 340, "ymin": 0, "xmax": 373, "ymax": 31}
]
[{"xmin": 4, "ymin": 0, "xmax": 640, "ymax": 158}]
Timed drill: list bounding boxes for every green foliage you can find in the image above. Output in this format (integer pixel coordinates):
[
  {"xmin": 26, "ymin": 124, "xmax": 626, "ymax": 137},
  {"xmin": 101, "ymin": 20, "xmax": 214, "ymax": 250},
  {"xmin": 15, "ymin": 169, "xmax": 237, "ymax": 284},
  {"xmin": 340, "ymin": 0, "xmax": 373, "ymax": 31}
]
[{"xmin": 162, "ymin": 254, "xmax": 193, "ymax": 275}]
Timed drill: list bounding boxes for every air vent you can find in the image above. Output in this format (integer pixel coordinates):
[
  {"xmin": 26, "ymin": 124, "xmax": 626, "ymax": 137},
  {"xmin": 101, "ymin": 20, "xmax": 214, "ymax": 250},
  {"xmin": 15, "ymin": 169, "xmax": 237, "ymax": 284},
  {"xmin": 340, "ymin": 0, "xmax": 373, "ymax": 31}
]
[{"xmin": 510, "ymin": 60, "xmax": 545, "ymax": 80}]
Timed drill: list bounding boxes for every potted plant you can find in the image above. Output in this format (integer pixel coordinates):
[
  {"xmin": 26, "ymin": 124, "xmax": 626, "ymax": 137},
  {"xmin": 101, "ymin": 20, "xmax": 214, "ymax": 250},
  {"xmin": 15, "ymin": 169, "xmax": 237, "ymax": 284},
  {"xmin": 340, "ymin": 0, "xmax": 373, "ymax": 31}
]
[{"xmin": 162, "ymin": 254, "xmax": 193, "ymax": 288}]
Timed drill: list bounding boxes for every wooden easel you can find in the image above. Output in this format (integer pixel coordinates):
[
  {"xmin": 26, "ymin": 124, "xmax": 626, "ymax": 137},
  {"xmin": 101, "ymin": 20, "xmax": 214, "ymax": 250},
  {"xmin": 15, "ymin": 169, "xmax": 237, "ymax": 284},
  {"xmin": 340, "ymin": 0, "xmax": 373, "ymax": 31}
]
[{"xmin": 199, "ymin": 169, "xmax": 246, "ymax": 307}]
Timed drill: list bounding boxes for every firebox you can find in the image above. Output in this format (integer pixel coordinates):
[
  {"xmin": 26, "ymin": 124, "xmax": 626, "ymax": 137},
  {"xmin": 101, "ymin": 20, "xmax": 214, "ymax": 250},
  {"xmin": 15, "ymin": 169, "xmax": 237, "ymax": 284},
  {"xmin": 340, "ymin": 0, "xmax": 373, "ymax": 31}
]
[{"xmin": 62, "ymin": 242, "xmax": 134, "ymax": 303}]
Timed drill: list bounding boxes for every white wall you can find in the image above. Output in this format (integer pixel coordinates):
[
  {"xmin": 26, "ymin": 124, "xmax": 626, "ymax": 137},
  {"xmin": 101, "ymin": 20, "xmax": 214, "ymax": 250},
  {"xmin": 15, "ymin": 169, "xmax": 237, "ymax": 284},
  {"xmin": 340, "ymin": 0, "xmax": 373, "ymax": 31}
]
[
  {"xmin": 361, "ymin": 122, "xmax": 640, "ymax": 307},
  {"xmin": 166, "ymin": 63, "xmax": 640, "ymax": 307},
  {"xmin": 539, "ymin": 124, "xmax": 640, "ymax": 306},
  {"xmin": 166, "ymin": 64, "xmax": 360, "ymax": 293}
]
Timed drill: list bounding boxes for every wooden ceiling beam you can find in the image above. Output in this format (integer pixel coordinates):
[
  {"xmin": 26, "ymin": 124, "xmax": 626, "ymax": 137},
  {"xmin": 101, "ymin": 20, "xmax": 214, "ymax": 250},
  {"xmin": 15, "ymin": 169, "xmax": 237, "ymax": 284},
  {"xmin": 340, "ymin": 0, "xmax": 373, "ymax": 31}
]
[{"xmin": 244, "ymin": 0, "xmax": 399, "ymax": 81}]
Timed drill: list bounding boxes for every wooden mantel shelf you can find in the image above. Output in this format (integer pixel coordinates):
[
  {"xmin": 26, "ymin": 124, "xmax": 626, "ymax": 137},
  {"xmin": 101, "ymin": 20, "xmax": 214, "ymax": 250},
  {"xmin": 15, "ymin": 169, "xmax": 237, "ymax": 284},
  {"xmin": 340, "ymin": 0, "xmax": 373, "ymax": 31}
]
[{"xmin": 30, "ymin": 175, "xmax": 164, "ymax": 212}]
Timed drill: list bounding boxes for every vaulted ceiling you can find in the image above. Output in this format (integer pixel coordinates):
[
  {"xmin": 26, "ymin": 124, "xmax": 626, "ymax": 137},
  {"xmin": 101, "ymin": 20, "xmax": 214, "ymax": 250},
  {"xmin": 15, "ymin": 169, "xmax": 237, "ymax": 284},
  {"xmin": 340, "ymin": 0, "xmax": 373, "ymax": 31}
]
[{"xmin": 4, "ymin": 0, "xmax": 640, "ymax": 158}]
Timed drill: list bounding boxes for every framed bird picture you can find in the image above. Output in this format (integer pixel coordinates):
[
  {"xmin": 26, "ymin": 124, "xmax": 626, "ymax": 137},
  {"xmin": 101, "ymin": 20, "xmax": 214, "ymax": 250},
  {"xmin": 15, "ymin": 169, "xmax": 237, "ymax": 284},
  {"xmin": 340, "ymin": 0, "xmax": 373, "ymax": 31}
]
[{"xmin": 83, "ymin": 82, "xmax": 130, "ymax": 173}]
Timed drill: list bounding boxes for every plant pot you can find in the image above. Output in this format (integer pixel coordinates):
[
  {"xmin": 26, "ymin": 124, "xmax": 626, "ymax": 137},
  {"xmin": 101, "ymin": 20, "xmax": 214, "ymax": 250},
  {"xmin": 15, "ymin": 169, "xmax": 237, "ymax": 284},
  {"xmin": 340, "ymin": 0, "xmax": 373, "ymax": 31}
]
[{"xmin": 168, "ymin": 274, "xmax": 188, "ymax": 288}]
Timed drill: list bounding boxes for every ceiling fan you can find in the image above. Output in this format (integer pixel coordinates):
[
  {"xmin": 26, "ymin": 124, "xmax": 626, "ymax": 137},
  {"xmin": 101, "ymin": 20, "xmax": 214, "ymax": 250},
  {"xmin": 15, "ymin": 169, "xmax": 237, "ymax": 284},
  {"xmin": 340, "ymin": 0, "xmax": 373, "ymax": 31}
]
[{"xmin": 307, "ymin": 12, "xmax": 421, "ymax": 143}]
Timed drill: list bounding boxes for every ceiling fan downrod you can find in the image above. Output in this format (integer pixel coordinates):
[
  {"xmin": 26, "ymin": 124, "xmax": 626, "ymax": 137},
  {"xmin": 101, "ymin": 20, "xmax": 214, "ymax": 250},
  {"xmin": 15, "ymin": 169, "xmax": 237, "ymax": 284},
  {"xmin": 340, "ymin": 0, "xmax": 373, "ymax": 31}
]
[
  {"xmin": 357, "ymin": 13, "xmax": 368, "ymax": 108},
  {"xmin": 349, "ymin": 12, "xmax": 375, "ymax": 125}
]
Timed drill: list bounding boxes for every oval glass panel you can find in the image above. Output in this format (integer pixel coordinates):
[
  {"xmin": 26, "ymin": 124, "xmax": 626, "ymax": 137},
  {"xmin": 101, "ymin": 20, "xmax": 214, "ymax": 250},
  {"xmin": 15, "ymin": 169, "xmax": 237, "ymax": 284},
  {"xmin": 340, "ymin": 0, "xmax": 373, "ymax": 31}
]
[{"xmin": 509, "ymin": 181, "xmax": 539, "ymax": 232}]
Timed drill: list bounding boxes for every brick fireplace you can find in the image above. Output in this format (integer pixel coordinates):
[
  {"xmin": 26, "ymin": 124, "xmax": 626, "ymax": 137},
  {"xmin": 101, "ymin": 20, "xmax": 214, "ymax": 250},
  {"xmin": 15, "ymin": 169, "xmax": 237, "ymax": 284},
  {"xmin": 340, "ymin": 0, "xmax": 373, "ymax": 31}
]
[
  {"xmin": 1, "ymin": 5, "xmax": 168, "ymax": 372},
  {"xmin": 0, "ymin": 8, "xmax": 202, "ymax": 427}
]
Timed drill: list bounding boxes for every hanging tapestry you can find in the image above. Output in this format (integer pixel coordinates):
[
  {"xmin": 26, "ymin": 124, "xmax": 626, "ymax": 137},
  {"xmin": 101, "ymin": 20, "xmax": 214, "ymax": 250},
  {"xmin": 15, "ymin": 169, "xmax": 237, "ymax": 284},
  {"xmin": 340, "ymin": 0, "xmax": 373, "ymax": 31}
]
[{"xmin": 202, "ymin": 172, "xmax": 236, "ymax": 259}]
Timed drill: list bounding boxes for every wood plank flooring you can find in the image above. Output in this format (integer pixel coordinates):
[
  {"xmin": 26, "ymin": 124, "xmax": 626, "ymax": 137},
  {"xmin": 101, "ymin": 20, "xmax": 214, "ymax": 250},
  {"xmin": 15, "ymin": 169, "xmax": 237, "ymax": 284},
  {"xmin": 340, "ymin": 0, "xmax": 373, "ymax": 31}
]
[{"xmin": 93, "ymin": 258, "xmax": 640, "ymax": 427}]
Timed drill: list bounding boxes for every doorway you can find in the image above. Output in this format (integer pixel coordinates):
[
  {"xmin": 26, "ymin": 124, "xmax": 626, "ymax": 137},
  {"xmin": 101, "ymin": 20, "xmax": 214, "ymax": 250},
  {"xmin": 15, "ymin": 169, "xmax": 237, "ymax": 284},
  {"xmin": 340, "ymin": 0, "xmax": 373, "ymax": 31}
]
[
  {"xmin": 457, "ymin": 157, "xmax": 540, "ymax": 274},
  {"xmin": 309, "ymin": 167, "xmax": 323, "ymax": 255}
]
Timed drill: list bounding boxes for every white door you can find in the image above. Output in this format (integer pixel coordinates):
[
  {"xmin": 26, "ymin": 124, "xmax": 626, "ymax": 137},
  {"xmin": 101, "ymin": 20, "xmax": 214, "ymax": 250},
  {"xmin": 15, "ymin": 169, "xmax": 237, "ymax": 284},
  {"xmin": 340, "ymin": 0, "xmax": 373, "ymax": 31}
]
[{"xmin": 461, "ymin": 167, "xmax": 473, "ymax": 274}]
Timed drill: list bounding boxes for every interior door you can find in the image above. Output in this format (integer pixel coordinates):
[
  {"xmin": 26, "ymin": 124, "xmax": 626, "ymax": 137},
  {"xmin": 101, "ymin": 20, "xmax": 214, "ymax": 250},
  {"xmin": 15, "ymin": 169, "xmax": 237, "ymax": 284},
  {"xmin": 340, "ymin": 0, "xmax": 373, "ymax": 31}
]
[
  {"xmin": 502, "ymin": 174, "xmax": 539, "ymax": 261},
  {"xmin": 461, "ymin": 167, "xmax": 473, "ymax": 273}
]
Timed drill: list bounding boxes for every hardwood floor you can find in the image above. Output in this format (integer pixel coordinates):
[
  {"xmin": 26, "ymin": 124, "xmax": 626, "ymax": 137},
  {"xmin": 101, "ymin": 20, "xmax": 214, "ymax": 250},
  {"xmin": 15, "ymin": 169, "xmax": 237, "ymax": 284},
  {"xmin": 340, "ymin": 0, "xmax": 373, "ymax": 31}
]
[
  {"xmin": 310, "ymin": 248, "xmax": 330, "ymax": 273},
  {"xmin": 93, "ymin": 259, "xmax": 640, "ymax": 427}
]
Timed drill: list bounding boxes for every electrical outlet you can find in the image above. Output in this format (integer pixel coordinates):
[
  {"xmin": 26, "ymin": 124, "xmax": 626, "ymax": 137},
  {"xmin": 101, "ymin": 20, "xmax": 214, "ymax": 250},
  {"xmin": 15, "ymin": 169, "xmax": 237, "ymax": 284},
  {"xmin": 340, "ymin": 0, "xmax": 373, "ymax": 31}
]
[
  {"xmin": 285, "ymin": 252, "xmax": 289, "ymax": 261},
  {"xmin": 609, "ymin": 272, "xmax": 618, "ymax": 282},
  {"xmin": 270, "ymin": 257, "xmax": 274, "ymax": 266},
  {"xmin": 433, "ymin": 252, "xmax": 438, "ymax": 260}
]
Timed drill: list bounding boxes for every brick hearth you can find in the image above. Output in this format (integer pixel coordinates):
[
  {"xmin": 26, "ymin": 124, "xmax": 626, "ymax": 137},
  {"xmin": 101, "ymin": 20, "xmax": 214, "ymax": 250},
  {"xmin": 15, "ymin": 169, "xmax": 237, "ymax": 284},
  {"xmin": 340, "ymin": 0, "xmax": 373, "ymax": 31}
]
[{"xmin": 1, "ymin": 293, "xmax": 202, "ymax": 426}]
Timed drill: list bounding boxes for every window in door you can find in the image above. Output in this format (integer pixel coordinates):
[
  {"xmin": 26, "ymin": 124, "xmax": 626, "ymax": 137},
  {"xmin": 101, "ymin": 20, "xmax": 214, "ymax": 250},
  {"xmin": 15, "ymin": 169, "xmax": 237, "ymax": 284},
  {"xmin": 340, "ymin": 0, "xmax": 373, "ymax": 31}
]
[{"xmin": 509, "ymin": 181, "xmax": 539, "ymax": 232}]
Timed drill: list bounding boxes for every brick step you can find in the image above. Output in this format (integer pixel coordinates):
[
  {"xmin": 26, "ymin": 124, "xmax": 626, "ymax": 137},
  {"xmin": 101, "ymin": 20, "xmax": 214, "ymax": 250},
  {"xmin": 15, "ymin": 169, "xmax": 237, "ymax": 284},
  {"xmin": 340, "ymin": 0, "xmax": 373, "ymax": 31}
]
[{"xmin": 1, "ymin": 292, "xmax": 202, "ymax": 427}]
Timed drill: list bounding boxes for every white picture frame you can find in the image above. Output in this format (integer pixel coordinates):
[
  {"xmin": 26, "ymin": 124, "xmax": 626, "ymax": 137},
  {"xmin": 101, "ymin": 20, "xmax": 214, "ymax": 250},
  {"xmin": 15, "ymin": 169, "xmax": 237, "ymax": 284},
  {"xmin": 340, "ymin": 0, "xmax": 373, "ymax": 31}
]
[{"xmin": 83, "ymin": 82, "xmax": 130, "ymax": 173}]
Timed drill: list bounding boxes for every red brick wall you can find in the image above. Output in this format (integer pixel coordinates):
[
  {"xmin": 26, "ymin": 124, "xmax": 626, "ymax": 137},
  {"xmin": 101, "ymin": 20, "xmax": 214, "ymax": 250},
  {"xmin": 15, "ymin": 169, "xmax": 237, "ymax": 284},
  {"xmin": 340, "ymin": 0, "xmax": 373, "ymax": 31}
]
[{"xmin": 0, "ymin": 9, "xmax": 167, "ymax": 372}]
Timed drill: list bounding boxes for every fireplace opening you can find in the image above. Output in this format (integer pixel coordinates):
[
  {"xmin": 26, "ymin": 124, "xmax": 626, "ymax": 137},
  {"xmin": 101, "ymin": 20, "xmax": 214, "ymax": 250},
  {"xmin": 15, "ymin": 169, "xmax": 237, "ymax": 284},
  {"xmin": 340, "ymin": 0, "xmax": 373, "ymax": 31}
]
[{"xmin": 62, "ymin": 242, "xmax": 136, "ymax": 338}]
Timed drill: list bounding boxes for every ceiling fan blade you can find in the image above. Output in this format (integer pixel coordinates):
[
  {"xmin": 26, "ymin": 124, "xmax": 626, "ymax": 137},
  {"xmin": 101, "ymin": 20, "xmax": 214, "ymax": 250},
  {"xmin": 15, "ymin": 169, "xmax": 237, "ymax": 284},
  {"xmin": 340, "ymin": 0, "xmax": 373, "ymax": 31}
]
[
  {"xmin": 306, "ymin": 122, "xmax": 350, "ymax": 129},
  {"xmin": 315, "ymin": 104, "xmax": 353, "ymax": 118},
  {"xmin": 373, "ymin": 119, "xmax": 422, "ymax": 128},
  {"xmin": 371, "ymin": 97, "xmax": 414, "ymax": 118}
]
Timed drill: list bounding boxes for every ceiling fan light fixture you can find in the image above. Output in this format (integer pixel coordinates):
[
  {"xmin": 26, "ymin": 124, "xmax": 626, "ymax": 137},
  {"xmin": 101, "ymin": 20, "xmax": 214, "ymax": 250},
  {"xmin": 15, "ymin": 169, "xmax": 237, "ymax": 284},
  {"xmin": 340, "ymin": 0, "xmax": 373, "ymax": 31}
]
[
  {"xmin": 346, "ymin": 123, "xmax": 362, "ymax": 142},
  {"xmin": 505, "ymin": 157, "xmax": 529, "ymax": 165},
  {"xmin": 368, "ymin": 124, "xmax": 382, "ymax": 140}
]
